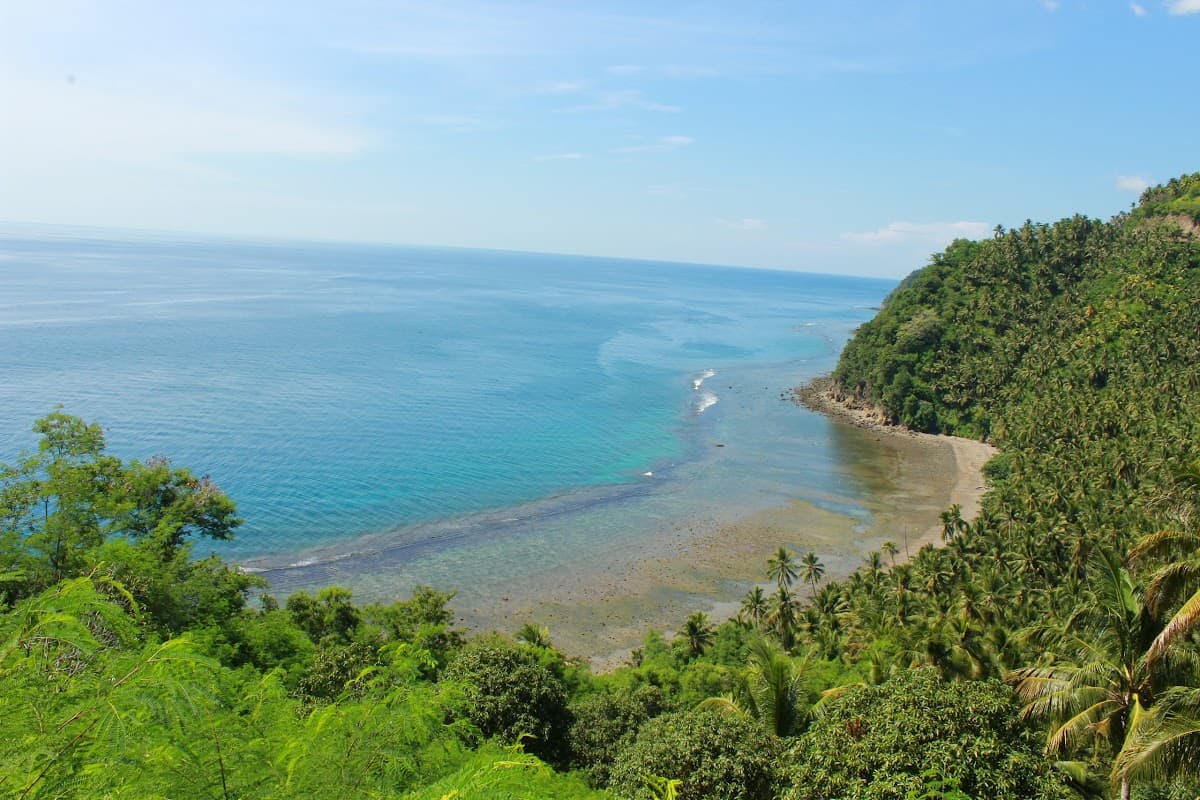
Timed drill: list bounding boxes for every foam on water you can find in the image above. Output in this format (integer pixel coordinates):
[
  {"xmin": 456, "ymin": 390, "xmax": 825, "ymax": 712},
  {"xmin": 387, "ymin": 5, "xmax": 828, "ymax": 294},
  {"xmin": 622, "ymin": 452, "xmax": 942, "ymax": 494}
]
[
  {"xmin": 692, "ymin": 368, "xmax": 716, "ymax": 390},
  {"xmin": 694, "ymin": 390, "xmax": 720, "ymax": 415}
]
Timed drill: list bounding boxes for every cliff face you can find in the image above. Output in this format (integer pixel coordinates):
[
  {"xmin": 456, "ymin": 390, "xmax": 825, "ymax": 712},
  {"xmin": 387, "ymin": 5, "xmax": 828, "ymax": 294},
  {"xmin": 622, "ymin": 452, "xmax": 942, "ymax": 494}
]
[{"xmin": 792, "ymin": 377, "xmax": 895, "ymax": 429}]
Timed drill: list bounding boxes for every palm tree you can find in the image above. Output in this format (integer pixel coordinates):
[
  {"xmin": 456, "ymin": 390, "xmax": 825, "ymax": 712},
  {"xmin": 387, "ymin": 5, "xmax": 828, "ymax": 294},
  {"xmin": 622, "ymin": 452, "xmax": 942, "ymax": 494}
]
[
  {"xmin": 862, "ymin": 551, "xmax": 883, "ymax": 596},
  {"xmin": 1114, "ymin": 686, "xmax": 1200, "ymax": 790},
  {"xmin": 515, "ymin": 622, "xmax": 551, "ymax": 648},
  {"xmin": 767, "ymin": 586, "xmax": 801, "ymax": 650},
  {"xmin": 882, "ymin": 541, "xmax": 898, "ymax": 570},
  {"xmin": 1105, "ymin": 527, "xmax": 1200, "ymax": 790},
  {"xmin": 940, "ymin": 504, "xmax": 969, "ymax": 543},
  {"xmin": 738, "ymin": 586, "xmax": 769, "ymax": 629},
  {"xmin": 699, "ymin": 636, "xmax": 808, "ymax": 737},
  {"xmin": 1007, "ymin": 549, "xmax": 1190, "ymax": 800},
  {"xmin": 767, "ymin": 547, "xmax": 799, "ymax": 592},
  {"xmin": 680, "ymin": 611, "xmax": 715, "ymax": 659},
  {"xmin": 1127, "ymin": 528, "xmax": 1200, "ymax": 665},
  {"xmin": 801, "ymin": 551, "xmax": 825, "ymax": 600}
]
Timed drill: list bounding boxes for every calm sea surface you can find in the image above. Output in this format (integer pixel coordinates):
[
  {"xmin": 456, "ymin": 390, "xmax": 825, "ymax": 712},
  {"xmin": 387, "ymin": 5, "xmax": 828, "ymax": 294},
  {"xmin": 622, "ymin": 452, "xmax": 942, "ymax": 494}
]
[{"xmin": 0, "ymin": 225, "xmax": 895, "ymax": 599}]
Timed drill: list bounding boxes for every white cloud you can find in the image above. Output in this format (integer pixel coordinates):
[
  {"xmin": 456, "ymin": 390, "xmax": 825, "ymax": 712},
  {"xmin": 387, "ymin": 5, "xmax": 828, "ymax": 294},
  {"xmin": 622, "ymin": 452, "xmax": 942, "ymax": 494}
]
[
  {"xmin": 647, "ymin": 182, "xmax": 713, "ymax": 197},
  {"xmin": 1168, "ymin": 0, "xmax": 1200, "ymax": 13},
  {"xmin": 1116, "ymin": 174, "xmax": 1151, "ymax": 193},
  {"xmin": 718, "ymin": 218, "xmax": 767, "ymax": 231},
  {"xmin": 1041, "ymin": 0, "xmax": 1061, "ymax": 10},
  {"xmin": 412, "ymin": 114, "xmax": 502, "ymax": 133},
  {"xmin": 662, "ymin": 65, "xmax": 725, "ymax": 79},
  {"xmin": 536, "ymin": 81, "xmax": 586, "ymax": 94},
  {"xmin": 533, "ymin": 152, "xmax": 584, "ymax": 161},
  {"xmin": 606, "ymin": 64, "xmax": 645, "ymax": 75},
  {"xmin": 614, "ymin": 135, "xmax": 694, "ymax": 153},
  {"xmin": 0, "ymin": 75, "xmax": 365, "ymax": 167},
  {"xmin": 559, "ymin": 90, "xmax": 681, "ymax": 114},
  {"xmin": 1131, "ymin": 3, "xmax": 1148, "ymax": 15},
  {"xmin": 842, "ymin": 220, "xmax": 992, "ymax": 245}
]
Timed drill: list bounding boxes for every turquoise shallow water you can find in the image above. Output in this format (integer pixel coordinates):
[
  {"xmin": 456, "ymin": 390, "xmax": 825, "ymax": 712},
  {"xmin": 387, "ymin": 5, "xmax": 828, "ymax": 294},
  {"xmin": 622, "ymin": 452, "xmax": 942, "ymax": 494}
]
[{"xmin": 0, "ymin": 224, "xmax": 894, "ymax": 601}]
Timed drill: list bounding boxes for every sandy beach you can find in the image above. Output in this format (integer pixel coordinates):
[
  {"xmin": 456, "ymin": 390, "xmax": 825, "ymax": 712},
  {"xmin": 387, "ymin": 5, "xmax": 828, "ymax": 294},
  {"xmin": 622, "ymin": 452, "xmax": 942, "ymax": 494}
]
[{"xmin": 460, "ymin": 376, "xmax": 997, "ymax": 671}]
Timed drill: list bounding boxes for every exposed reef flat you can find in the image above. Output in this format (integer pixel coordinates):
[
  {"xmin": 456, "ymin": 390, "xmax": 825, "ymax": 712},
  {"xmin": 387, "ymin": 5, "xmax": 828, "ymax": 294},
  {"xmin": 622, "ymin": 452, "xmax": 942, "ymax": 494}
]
[{"xmin": 466, "ymin": 377, "xmax": 996, "ymax": 671}]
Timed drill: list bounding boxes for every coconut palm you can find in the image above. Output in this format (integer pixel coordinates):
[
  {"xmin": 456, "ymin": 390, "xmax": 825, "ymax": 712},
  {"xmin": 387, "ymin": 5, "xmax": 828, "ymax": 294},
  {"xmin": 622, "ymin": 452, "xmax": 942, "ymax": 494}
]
[
  {"xmin": 738, "ymin": 586, "xmax": 770, "ymax": 629},
  {"xmin": 882, "ymin": 541, "xmax": 898, "ymax": 570},
  {"xmin": 1127, "ymin": 528, "xmax": 1200, "ymax": 664},
  {"xmin": 1007, "ymin": 549, "xmax": 1192, "ymax": 800},
  {"xmin": 767, "ymin": 586, "xmax": 801, "ymax": 650},
  {"xmin": 1113, "ymin": 686, "xmax": 1200, "ymax": 790},
  {"xmin": 862, "ymin": 551, "xmax": 883, "ymax": 596},
  {"xmin": 940, "ymin": 503, "xmax": 969, "ymax": 543},
  {"xmin": 767, "ymin": 547, "xmax": 799, "ymax": 592},
  {"xmin": 699, "ymin": 636, "xmax": 808, "ymax": 737},
  {"xmin": 801, "ymin": 551, "xmax": 825, "ymax": 600},
  {"xmin": 515, "ymin": 622, "xmax": 551, "ymax": 648},
  {"xmin": 680, "ymin": 611, "xmax": 715, "ymax": 659}
]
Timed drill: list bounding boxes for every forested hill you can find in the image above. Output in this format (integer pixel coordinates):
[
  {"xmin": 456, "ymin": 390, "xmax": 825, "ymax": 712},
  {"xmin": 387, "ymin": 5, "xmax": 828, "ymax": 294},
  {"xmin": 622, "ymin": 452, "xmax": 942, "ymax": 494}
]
[
  {"xmin": 834, "ymin": 173, "xmax": 1200, "ymax": 443},
  {"xmin": 796, "ymin": 173, "xmax": 1200, "ymax": 797},
  {"xmin": 4, "ymin": 176, "xmax": 1200, "ymax": 800}
]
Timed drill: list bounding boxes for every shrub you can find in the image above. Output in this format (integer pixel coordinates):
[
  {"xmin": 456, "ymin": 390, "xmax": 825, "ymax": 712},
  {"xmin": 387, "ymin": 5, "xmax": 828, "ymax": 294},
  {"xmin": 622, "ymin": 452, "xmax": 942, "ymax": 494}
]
[{"xmin": 608, "ymin": 707, "xmax": 782, "ymax": 800}]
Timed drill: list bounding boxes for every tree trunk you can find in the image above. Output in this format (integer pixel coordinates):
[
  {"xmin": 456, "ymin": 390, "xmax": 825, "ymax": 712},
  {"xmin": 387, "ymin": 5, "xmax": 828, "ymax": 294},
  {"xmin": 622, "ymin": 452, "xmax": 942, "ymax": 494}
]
[{"xmin": 1120, "ymin": 776, "xmax": 1131, "ymax": 800}]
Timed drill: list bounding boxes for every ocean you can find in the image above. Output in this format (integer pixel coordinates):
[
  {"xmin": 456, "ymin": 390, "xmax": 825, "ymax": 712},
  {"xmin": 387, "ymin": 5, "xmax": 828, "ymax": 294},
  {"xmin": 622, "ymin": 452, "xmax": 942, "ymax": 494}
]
[{"xmin": 0, "ymin": 224, "xmax": 896, "ymax": 615}]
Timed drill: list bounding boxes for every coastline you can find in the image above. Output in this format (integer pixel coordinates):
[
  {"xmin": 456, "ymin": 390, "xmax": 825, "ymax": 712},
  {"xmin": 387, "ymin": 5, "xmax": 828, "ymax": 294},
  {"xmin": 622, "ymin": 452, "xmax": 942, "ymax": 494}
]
[
  {"xmin": 791, "ymin": 376, "xmax": 997, "ymax": 553},
  {"xmin": 462, "ymin": 376, "xmax": 997, "ymax": 672}
]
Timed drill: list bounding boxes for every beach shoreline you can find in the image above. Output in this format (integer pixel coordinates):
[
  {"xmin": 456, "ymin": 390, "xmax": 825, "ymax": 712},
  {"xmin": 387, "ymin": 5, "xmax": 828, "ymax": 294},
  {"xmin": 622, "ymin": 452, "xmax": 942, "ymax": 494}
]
[
  {"xmin": 790, "ymin": 376, "xmax": 997, "ymax": 553},
  {"xmin": 466, "ymin": 375, "xmax": 997, "ymax": 672}
]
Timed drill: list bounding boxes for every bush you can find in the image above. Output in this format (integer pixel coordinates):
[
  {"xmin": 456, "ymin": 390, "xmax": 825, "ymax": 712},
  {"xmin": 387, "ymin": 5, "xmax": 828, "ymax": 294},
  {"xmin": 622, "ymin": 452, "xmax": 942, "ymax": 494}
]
[
  {"xmin": 569, "ymin": 685, "xmax": 668, "ymax": 787},
  {"xmin": 608, "ymin": 707, "xmax": 782, "ymax": 800},
  {"xmin": 442, "ymin": 639, "xmax": 571, "ymax": 765},
  {"xmin": 783, "ymin": 668, "xmax": 1070, "ymax": 800}
]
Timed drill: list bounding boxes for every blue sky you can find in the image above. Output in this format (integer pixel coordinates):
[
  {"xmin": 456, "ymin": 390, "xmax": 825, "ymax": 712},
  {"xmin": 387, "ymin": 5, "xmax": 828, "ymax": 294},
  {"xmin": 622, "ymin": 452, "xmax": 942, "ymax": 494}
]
[{"xmin": 2, "ymin": 1, "xmax": 1197, "ymax": 277}]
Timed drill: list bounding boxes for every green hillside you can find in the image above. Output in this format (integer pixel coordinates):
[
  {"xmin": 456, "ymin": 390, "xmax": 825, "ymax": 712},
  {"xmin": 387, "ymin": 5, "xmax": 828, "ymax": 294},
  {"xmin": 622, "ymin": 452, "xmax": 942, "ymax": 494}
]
[{"xmin": 3, "ymin": 176, "xmax": 1200, "ymax": 799}]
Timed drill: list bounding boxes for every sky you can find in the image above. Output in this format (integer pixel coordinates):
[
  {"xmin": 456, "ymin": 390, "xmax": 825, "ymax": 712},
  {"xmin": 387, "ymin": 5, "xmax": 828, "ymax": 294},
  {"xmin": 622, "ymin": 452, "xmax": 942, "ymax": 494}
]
[{"xmin": 2, "ymin": 1, "xmax": 1197, "ymax": 278}]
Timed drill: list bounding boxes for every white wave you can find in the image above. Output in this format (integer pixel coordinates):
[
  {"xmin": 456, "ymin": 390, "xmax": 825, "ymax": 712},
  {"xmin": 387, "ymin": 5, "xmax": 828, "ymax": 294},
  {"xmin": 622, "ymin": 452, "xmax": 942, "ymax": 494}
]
[
  {"xmin": 692, "ymin": 368, "xmax": 716, "ymax": 390},
  {"xmin": 695, "ymin": 390, "xmax": 719, "ymax": 415}
]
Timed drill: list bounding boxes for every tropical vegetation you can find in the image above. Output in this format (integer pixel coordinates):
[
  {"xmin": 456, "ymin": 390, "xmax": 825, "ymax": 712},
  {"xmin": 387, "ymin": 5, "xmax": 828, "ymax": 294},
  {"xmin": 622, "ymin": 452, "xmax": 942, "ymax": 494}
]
[{"xmin": 3, "ymin": 173, "xmax": 1200, "ymax": 797}]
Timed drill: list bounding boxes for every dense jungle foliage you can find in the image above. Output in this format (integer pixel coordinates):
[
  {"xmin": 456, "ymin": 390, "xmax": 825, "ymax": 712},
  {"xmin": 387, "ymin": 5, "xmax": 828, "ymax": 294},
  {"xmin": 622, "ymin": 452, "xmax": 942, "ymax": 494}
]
[{"xmin": 3, "ymin": 175, "xmax": 1200, "ymax": 799}]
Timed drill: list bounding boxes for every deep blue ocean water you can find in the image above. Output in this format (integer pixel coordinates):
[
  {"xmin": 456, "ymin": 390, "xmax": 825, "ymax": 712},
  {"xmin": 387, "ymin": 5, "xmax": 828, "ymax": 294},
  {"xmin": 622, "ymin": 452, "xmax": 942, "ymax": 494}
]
[{"xmin": 0, "ymin": 224, "xmax": 895, "ymax": 600}]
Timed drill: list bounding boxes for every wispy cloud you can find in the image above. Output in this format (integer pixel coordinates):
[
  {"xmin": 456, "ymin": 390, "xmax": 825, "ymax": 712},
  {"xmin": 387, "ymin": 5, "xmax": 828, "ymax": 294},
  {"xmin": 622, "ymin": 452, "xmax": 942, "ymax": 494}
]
[
  {"xmin": 842, "ymin": 220, "xmax": 992, "ymax": 245},
  {"xmin": 614, "ymin": 135, "xmax": 694, "ymax": 153},
  {"xmin": 535, "ymin": 80, "xmax": 587, "ymax": 94},
  {"xmin": 718, "ymin": 217, "xmax": 767, "ymax": 231},
  {"xmin": 1116, "ymin": 174, "xmax": 1151, "ymax": 193},
  {"xmin": 559, "ymin": 90, "xmax": 681, "ymax": 114},
  {"xmin": 1131, "ymin": 3, "xmax": 1148, "ymax": 15},
  {"xmin": 1168, "ymin": 0, "xmax": 1200, "ymax": 13},
  {"xmin": 412, "ymin": 114, "xmax": 502, "ymax": 133},
  {"xmin": 1040, "ymin": 0, "xmax": 1061, "ymax": 10},
  {"xmin": 647, "ymin": 182, "xmax": 713, "ymax": 197},
  {"xmin": 533, "ymin": 152, "xmax": 584, "ymax": 162},
  {"xmin": 605, "ymin": 64, "xmax": 722, "ymax": 79},
  {"xmin": 0, "ymin": 75, "xmax": 365, "ymax": 165}
]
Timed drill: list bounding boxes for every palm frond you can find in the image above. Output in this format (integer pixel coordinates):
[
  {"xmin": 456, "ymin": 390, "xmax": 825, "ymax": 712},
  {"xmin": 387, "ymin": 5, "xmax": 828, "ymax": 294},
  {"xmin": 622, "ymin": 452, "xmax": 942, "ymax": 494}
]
[
  {"xmin": 1113, "ymin": 688, "xmax": 1200, "ymax": 785},
  {"xmin": 1006, "ymin": 665, "xmax": 1074, "ymax": 701},
  {"xmin": 1144, "ymin": 561, "xmax": 1200, "ymax": 618},
  {"xmin": 1045, "ymin": 699, "xmax": 1120, "ymax": 756},
  {"xmin": 1127, "ymin": 529, "xmax": 1200, "ymax": 564},
  {"xmin": 1148, "ymin": 587, "xmax": 1200, "ymax": 666},
  {"xmin": 1090, "ymin": 547, "xmax": 1139, "ymax": 623},
  {"xmin": 696, "ymin": 695, "xmax": 744, "ymax": 717},
  {"xmin": 1052, "ymin": 760, "xmax": 1108, "ymax": 799}
]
